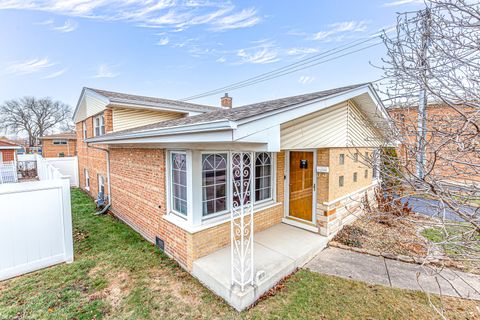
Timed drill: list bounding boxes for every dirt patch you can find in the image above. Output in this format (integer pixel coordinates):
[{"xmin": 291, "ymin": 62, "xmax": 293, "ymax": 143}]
[
  {"xmin": 334, "ymin": 214, "xmax": 431, "ymax": 257},
  {"xmin": 148, "ymin": 269, "xmax": 201, "ymax": 308},
  {"xmin": 89, "ymin": 271, "xmax": 131, "ymax": 310}
]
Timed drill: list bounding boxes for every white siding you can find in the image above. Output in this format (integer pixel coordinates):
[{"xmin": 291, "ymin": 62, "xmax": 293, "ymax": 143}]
[
  {"xmin": 75, "ymin": 94, "xmax": 108, "ymax": 121},
  {"xmin": 112, "ymin": 107, "xmax": 183, "ymax": 131},
  {"xmin": 280, "ymin": 102, "xmax": 349, "ymax": 149},
  {"xmin": 347, "ymin": 101, "xmax": 384, "ymax": 147},
  {"xmin": 280, "ymin": 100, "xmax": 384, "ymax": 149}
]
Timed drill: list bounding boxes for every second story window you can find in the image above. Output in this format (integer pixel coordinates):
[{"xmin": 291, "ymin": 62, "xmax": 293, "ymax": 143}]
[
  {"xmin": 94, "ymin": 113, "xmax": 105, "ymax": 136},
  {"xmin": 83, "ymin": 121, "xmax": 87, "ymax": 140}
]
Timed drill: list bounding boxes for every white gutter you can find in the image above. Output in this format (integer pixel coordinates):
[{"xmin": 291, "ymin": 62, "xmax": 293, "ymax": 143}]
[
  {"xmin": 0, "ymin": 146, "xmax": 22, "ymax": 150},
  {"xmin": 86, "ymin": 119, "xmax": 237, "ymax": 143}
]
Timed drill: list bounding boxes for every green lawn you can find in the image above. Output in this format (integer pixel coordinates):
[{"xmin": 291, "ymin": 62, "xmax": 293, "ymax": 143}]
[{"xmin": 0, "ymin": 189, "xmax": 477, "ymax": 319}]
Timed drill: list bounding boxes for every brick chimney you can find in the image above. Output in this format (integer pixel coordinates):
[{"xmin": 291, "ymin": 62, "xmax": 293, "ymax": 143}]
[{"xmin": 221, "ymin": 93, "xmax": 232, "ymax": 109}]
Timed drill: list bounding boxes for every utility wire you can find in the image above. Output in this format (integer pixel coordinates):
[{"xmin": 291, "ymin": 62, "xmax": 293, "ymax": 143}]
[{"xmin": 181, "ymin": 35, "xmax": 384, "ymax": 101}]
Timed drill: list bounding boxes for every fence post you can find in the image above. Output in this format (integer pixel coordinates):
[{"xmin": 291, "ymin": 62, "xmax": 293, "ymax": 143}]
[{"xmin": 61, "ymin": 177, "xmax": 74, "ymax": 263}]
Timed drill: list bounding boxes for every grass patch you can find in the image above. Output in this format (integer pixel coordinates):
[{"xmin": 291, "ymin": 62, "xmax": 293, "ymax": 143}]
[{"xmin": 0, "ymin": 188, "xmax": 477, "ymax": 319}]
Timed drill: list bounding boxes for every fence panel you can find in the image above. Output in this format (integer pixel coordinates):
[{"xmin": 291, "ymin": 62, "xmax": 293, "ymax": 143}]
[
  {"xmin": 43, "ymin": 157, "xmax": 79, "ymax": 187},
  {"xmin": 0, "ymin": 179, "xmax": 73, "ymax": 281},
  {"xmin": 0, "ymin": 162, "xmax": 18, "ymax": 184}
]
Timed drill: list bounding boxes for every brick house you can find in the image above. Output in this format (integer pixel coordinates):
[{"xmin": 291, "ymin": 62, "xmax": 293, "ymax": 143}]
[
  {"xmin": 39, "ymin": 132, "xmax": 77, "ymax": 158},
  {"xmin": 0, "ymin": 139, "xmax": 21, "ymax": 164},
  {"xmin": 74, "ymin": 83, "xmax": 390, "ymax": 310},
  {"xmin": 387, "ymin": 104, "xmax": 479, "ymax": 185}
]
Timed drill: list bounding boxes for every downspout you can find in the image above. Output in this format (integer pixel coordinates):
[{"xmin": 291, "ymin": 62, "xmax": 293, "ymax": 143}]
[{"xmin": 87, "ymin": 143, "xmax": 112, "ymax": 215}]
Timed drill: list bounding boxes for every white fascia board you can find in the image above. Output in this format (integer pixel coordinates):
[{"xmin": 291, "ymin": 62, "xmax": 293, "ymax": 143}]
[
  {"xmin": 236, "ymin": 125, "xmax": 281, "ymax": 152},
  {"xmin": 72, "ymin": 88, "xmax": 110, "ymax": 123},
  {"xmin": 233, "ymin": 86, "xmax": 372, "ymax": 141},
  {"xmin": 110, "ymin": 100, "xmax": 206, "ymax": 115},
  {"xmin": 86, "ymin": 119, "xmax": 236, "ymax": 143},
  {"xmin": 94, "ymin": 129, "xmax": 234, "ymax": 145},
  {"xmin": 0, "ymin": 146, "xmax": 21, "ymax": 150}
]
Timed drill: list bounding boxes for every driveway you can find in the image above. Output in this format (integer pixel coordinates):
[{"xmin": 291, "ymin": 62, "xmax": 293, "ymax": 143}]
[
  {"xmin": 306, "ymin": 247, "xmax": 480, "ymax": 300},
  {"xmin": 401, "ymin": 196, "xmax": 478, "ymax": 222}
]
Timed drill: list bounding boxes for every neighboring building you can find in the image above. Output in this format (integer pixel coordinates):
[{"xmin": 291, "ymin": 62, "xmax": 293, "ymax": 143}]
[
  {"xmin": 388, "ymin": 104, "xmax": 479, "ymax": 185},
  {"xmin": 74, "ymin": 84, "xmax": 390, "ymax": 309},
  {"xmin": 0, "ymin": 138, "xmax": 21, "ymax": 164},
  {"xmin": 39, "ymin": 132, "xmax": 77, "ymax": 158}
]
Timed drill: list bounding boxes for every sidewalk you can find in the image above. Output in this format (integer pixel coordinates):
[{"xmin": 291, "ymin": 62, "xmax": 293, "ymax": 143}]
[{"xmin": 306, "ymin": 247, "xmax": 480, "ymax": 300}]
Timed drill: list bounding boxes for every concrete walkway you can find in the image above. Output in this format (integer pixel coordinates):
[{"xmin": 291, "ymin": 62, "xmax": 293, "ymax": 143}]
[{"xmin": 306, "ymin": 247, "xmax": 480, "ymax": 300}]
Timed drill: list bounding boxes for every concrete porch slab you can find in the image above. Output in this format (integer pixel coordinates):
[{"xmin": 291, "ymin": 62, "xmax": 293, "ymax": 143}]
[{"xmin": 192, "ymin": 223, "xmax": 328, "ymax": 311}]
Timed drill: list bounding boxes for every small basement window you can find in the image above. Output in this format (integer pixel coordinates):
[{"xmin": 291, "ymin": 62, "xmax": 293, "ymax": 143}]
[
  {"xmin": 53, "ymin": 139, "xmax": 68, "ymax": 145},
  {"xmin": 339, "ymin": 176, "xmax": 344, "ymax": 187}
]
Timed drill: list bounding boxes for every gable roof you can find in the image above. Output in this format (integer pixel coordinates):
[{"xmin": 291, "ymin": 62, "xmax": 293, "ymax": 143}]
[
  {"xmin": 73, "ymin": 87, "xmax": 219, "ymax": 123},
  {"xmin": 89, "ymin": 83, "xmax": 369, "ymax": 141},
  {"xmin": 40, "ymin": 132, "xmax": 77, "ymax": 140},
  {"xmin": 0, "ymin": 139, "xmax": 22, "ymax": 149}
]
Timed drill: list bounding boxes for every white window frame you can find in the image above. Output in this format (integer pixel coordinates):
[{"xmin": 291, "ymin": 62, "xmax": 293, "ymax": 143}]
[
  {"xmin": 253, "ymin": 152, "xmax": 274, "ymax": 205},
  {"xmin": 52, "ymin": 139, "xmax": 68, "ymax": 145},
  {"xmin": 169, "ymin": 151, "xmax": 188, "ymax": 217},
  {"xmin": 98, "ymin": 174, "xmax": 105, "ymax": 196},
  {"xmin": 83, "ymin": 121, "xmax": 87, "ymax": 141},
  {"xmin": 201, "ymin": 151, "xmax": 230, "ymax": 220},
  {"xmin": 84, "ymin": 168, "xmax": 90, "ymax": 191},
  {"xmin": 94, "ymin": 113, "xmax": 105, "ymax": 137}
]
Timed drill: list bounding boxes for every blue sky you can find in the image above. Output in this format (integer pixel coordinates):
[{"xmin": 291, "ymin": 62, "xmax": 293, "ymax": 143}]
[{"xmin": 0, "ymin": 0, "xmax": 425, "ymax": 109}]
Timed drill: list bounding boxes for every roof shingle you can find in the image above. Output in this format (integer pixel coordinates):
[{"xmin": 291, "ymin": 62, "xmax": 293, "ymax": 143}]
[
  {"xmin": 89, "ymin": 83, "xmax": 368, "ymax": 141},
  {"xmin": 87, "ymin": 88, "xmax": 219, "ymax": 113}
]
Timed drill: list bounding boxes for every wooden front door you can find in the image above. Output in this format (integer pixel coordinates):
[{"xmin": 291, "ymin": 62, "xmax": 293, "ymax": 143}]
[{"xmin": 289, "ymin": 151, "xmax": 314, "ymax": 222}]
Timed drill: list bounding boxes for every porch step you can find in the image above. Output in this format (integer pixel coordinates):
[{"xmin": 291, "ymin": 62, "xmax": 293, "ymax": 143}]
[{"xmin": 192, "ymin": 223, "xmax": 329, "ymax": 311}]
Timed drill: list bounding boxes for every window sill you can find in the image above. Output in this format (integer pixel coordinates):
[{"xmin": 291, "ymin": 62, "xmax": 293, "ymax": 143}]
[{"xmin": 163, "ymin": 201, "xmax": 282, "ymax": 234}]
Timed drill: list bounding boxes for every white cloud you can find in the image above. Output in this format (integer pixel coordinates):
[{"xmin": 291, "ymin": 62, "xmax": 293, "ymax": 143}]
[
  {"xmin": 53, "ymin": 19, "xmax": 78, "ymax": 32},
  {"xmin": 210, "ymin": 8, "xmax": 260, "ymax": 31},
  {"xmin": 6, "ymin": 57, "xmax": 55, "ymax": 75},
  {"xmin": 298, "ymin": 75, "xmax": 315, "ymax": 85},
  {"xmin": 42, "ymin": 68, "xmax": 67, "ymax": 79},
  {"xmin": 157, "ymin": 37, "xmax": 169, "ymax": 45},
  {"xmin": 93, "ymin": 64, "xmax": 119, "ymax": 78},
  {"xmin": 216, "ymin": 56, "xmax": 226, "ymax": 63},
  {"xmin": 287, "ymin": 47, "xmax": 319, "ymax": 56},
  {"xmin": 237, "ymin": 47, "xmax": 279, "ymax": 64},
  {"xmin": 382, "ymin": 0, "xmax": 424, "ymax": 7},
  {"xmin": 0, "ymin": 1, "xmax": 261, "ymax": 32},
  {"xmin": 312, "ymin": 20, "xmax": 369, "ymax": 41}
]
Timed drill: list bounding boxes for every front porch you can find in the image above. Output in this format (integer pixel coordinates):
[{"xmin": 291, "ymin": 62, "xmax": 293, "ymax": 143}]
[{"xmin": 192, "ymin": 223, "xmax": 328, "ymax": 311}]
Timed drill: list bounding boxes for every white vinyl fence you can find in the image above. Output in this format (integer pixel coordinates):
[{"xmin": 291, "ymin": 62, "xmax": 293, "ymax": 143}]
[
  {"xmin": 0, "ymin": 162, "xmax": 18, "ymax": 184},
  {"xmin": 42, "ymin": 156, "xmax": 79, "ymax": 187},
  {"xmin": 0, "ymin": 155, "xmax": 73, "ymax": 281}
]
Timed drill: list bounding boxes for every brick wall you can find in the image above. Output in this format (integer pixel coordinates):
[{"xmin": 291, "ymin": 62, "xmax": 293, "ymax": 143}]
[
  {"xmin": 42, "ymin": 139, "xmax": 77, "ymax": 158},
  {"xmin": 76, "ymin": 118, "xmax": 108, "ymax": 200},
  {"xmin": 315, "ymin": 147, "xmax": 376, "ymax": 236},
  {"xmin": 0, "ymin": 149, "xmax": 15, "ymax": 162},
  {"xmin": 388, "ymin": 105, "xmax": 479, "ymax": 183}
]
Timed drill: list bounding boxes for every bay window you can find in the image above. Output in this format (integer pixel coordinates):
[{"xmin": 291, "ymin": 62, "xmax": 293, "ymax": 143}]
[
  {"xmin": 254, "ymin": 152, "xmax": 272, "ymax": 202},
  {"xmin": 202, "ymin": 153, "xmax": 228, "ymax": 216},
  {"xmin": 167, "ymin": 150, "xmax": 275, "ymax": 226},
  {"xmin": 171, "ymin": 152, "xmax": 188, "ymax": 215}
]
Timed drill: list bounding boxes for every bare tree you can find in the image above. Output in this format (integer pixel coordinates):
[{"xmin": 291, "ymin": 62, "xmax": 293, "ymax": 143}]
[
  {"xmin": 0, "ymin": 97, "xmax": 73, "ymax": 146},
  {"xmin": 360, "ymin": 1, "xmax": 480, "ymax": 315}
]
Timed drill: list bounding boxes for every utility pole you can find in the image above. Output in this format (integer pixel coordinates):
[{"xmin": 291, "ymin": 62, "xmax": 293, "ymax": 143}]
[{"xmin": 416, "ymin": 7, "xmax": 431, "ymax": 179}]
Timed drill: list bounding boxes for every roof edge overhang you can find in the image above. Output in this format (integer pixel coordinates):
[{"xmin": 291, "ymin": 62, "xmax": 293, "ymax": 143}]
[
  {"xmin": 86, "ymin": 119, "xmax": 237, "ymax": 143},
  {"xmin": 85, "ymin": 83, "xmax": 392, "ymax": 149},
  {"xmin": 0, "ymin": 146, "xmax": 22, "ymax": 150},
  {"xmin": 73, "ymin": 88, "xmax": 215, "ymax": 123}
]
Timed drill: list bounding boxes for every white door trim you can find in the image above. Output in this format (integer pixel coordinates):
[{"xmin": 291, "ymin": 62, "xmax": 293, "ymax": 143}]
[{"xmin": 284, "ymin": 149, "xmax": 317, "ymax": 226}]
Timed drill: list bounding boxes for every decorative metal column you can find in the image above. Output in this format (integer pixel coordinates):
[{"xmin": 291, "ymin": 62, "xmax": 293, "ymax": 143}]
[{"xmin": 230, "ymin": 152, "xmax": 254, "ymax": 291}]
